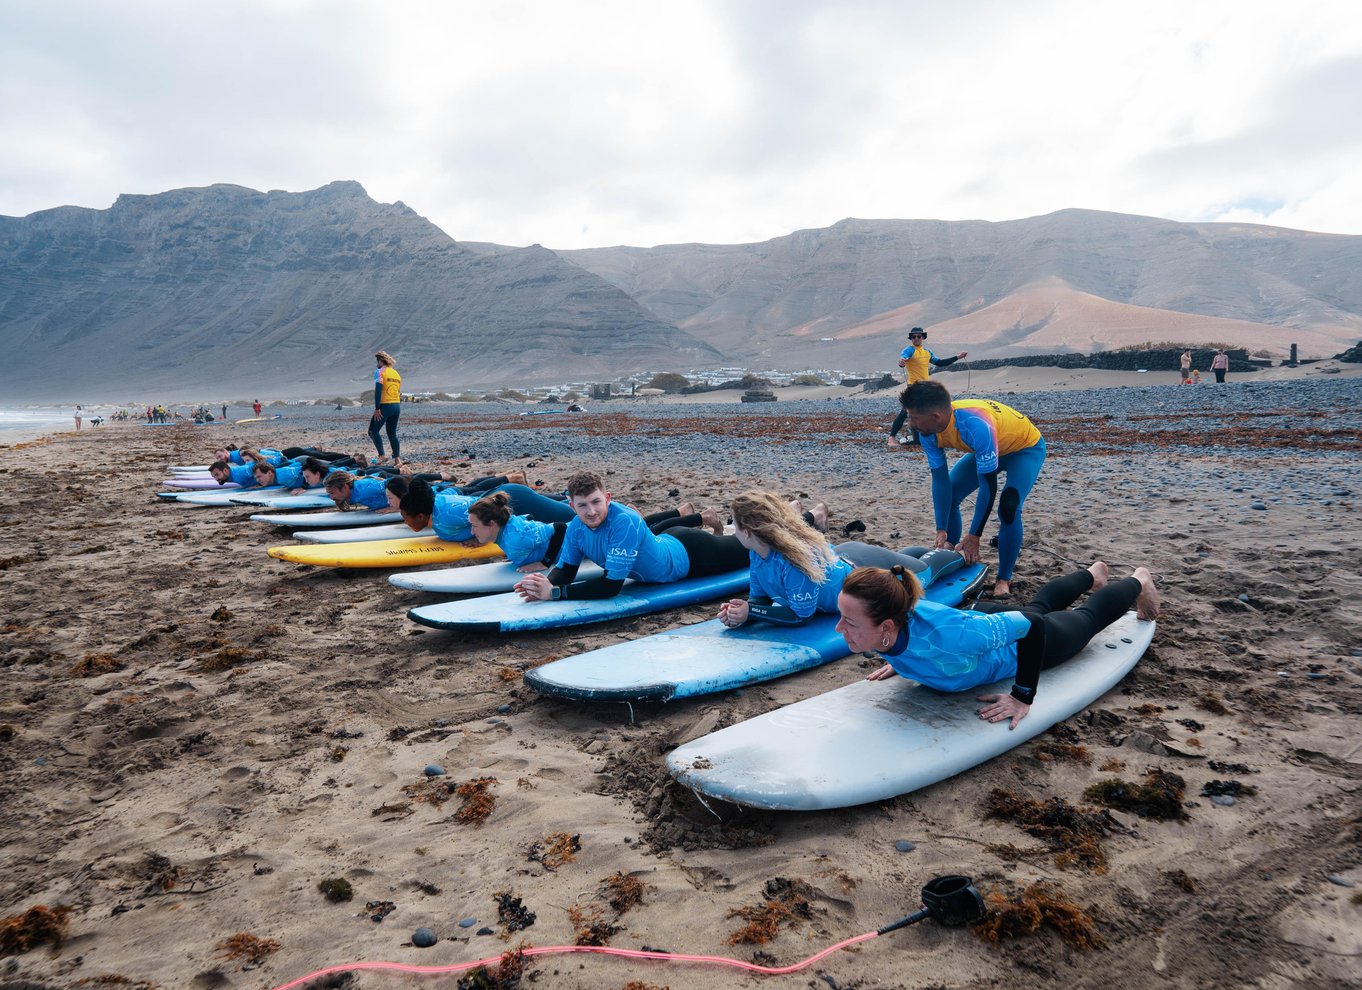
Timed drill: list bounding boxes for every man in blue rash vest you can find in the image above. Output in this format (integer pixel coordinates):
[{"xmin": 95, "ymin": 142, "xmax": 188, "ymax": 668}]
[
  {"xmin": 899, "ymin": 379, "xmax": 1045, "ymax": 598},
  {"xmin": 513, "ymin": 471, "xmax": 748, "ymax": 602},
  {"xmin": 208, "ymin": 460, "xmax": 263, "ymax": 488}
]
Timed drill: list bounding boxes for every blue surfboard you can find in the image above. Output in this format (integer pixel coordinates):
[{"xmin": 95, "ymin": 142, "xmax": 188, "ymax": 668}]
[
  {"xmin": 523, "ymin": 563, "xmax": 988, "ymax": 702},
  {"xmin": 406, "ymin": 570, "xmax": 752, "ymax": 633}
]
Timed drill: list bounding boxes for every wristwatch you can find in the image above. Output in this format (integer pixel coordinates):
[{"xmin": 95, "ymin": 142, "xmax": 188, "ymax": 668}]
[{"xmin": 550, "ymin": 586, "xmax": 563, "ymax": 601}]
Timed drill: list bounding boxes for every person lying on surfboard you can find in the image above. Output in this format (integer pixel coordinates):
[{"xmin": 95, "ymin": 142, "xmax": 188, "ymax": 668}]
[
  {"xmin": 469, "ymin": 490, "xmax": 724, "ymax": 574},
  {"xmin": 514, "ymin": 471, "xmax": 747, "ymax": 602},
  {"xmin": 835, "ymin": 562, "xmax": 1160, "ymax": 729},
  {"xmin": 397, "ymin": 477, "xmax": 599, "ymax": 542},
  {"xmin": 208, "ymin": 459, "xmax": 265, "ymax": 488},
  {"xmin": 718, "ymin": 490, "xmax": 966, "ymax": 629},
  {"xmin": 214, "ymin": 446, "xmax": 361, "ymax": 468},
  {"xmin": 251, "ymin": 458, "xmax": 333, "ymax": 495}
]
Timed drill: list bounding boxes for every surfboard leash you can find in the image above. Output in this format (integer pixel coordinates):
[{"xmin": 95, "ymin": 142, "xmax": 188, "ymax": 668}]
[{"xmin": 264, "ymin": 877, "xmax": 985, "ymax": 990}]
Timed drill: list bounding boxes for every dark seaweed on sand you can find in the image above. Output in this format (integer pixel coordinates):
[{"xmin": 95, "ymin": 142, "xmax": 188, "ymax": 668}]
[
  {"xmin": 986, "ymin": 789, "xmax": 1117, "ymax": 872},
  {"xmin": 1083, "ymin": 768, "xmax": 1189, "ymax": 820},
  {"xmin": 974, "ymin": 883, "xmax": 1104, "ymax": 948}
]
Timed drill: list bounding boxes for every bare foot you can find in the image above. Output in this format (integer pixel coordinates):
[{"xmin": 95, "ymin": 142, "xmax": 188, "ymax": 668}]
[
  {"xmin": 699, "ymin": 507, "xmax": 724, "ymax": 536},
  {"xmin": 677, "ymin": 501, "xmax": 695, "ymax": 517},
  {"xmin": 886, "ymin": 437, "xmax": 902, "ymax": 449},
  {"xmin": 505, "ymin": 470, "xmax": 527, "ymax": 486},
  {"xmin": 439, "ymin": 471, "xmax": 456, "ymax": 482},
  {"xmin": 993, "ymin": 578, "xmax": 1012, "ymax": 597},
  {"xmin": 1132, "ymin": 567, "xmax": 1160, "ymax": 620},
  {"xmin": 1087, "ymin": 560, "xmax": 1109, "ymax": 591},
  {"xmin": 809, "ymin": 502, "xmax": 829, "ymax": 533},
  {"xmin": 788, "ymin": 498, "xmax": 804, "ymax": 516},
  {"xmin": 375, "ymin": 455, "xmax": 390, "ymax": 466}
]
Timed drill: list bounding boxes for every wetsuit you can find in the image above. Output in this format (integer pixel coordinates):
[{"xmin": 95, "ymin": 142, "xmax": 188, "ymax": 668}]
[
  {"xmin": 881, "ymin": 570, "xmax": 1141, "ymax": 703},
  {"xmin": 890, "ymin": 344, "xmax": 963, "ymax": 442},
  {"xmin": 370, "ymin": 365, "xmax": 402, "ymax": 459},
  {"xmin": 921, "ymin": 398, "xmax": 1045, "ymax": 582},
  {"xmin": 546, "ymin": 503, "xmax": 746, "ymax": 600},
  {"xmin": 745, "ymin": 544, "xmax": 963, "ymax": 625}
]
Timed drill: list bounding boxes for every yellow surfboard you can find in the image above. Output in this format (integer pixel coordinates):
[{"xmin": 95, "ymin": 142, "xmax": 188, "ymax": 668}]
[{"xmin": 267, "ymin": 538, "xmax": 504, "ymax": 569}]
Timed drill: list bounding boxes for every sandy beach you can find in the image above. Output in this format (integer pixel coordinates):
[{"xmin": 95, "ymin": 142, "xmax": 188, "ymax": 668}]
[{"xmin": 2, "ymin": 368, "xmax": 1360, "ymax": 990}]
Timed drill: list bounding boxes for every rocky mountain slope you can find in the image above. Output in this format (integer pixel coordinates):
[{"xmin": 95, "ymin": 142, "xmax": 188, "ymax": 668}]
[
  {"xmin": 563, "ymin": 210, "xmax": 1362, "ymax": 367},
  {"xmin": 0, "ymin": 182, "xmax": 717, "ymax": 400}
]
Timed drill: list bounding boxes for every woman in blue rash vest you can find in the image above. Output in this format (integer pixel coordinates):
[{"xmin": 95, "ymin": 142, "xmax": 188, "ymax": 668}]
[
  {"xmin": 252, "ymin": 457, "xmax": 332, "ymax": 495},
  {"xmin": 835, "ymin": 561, "xmax": 1160, "ymax": 729},
  {"xmin": 717, "ymin": 489, "xmax": 964, "ymax": 629},
  {"xmin": 466, "ymin": 490, "xmax": 723, "ymax": 572}
]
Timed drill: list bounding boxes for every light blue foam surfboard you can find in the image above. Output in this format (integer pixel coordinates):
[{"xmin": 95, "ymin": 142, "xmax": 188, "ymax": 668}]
[
  {"xmin": 523, "ymin": 563, "xmax": 988, "ymax": 702},
  {"xmin": 406, "ymin": 569, "xmax": 751, "ymax": 633},
  {"xmin": 295, "ymin": 523, "xmax": 435, "ymax": 543},
  {"xmin": 388, "ymin": 559, "xmax": 606, "ymax": 594},
  {"xmin": 230, "ymin": 493, "xmax": 333, "ymax": 509},
  {"xmin": 666, "ymin": 612, "xmax": 1155, "ymax": 811}
]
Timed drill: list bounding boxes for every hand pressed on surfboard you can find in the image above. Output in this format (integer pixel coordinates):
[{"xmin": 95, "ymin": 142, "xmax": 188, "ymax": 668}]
[
  {"xmin": 515, "ymin": 572, "xmax": 554, "ymax": 601},
  {"xmin": 957, "ymin": 533, "xmax": 981, "ymax": 565},
  {"xmin": 977, "ymin": 692, "xmax": 1030, "ymax": 730}
]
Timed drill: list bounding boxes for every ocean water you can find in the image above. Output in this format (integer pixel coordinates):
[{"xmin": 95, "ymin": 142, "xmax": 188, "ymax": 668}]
[{"xmin": 0, "ymin": 407, "xmax": 80, "ymax": 443}]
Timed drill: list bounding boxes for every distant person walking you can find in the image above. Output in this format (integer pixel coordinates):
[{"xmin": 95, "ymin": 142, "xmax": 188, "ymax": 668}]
[
  {"xmin": 74, "ymin": 405, "xmax": 82, "ymax": 430},
  {"xmin": 888, "ymin": 327, "xmax": 967, "ymax": 447},
  {"xmin": 252, "ymin": 399, "xmax": 262, "ymax": 417},
  {"xmin": 221, "ymin": 404, "xmax": 228, "ymax": 420},
  {"xmin": 1179, "ymin": 350, "xmax": 1192, "ymax": 383},
  {"xmin": 1211, "ymin": 349, "xmax": 1229, "ymax": 383},
  {"xmin": 370, "ymin": 350, "xmax": 403, "ymax": 465}
]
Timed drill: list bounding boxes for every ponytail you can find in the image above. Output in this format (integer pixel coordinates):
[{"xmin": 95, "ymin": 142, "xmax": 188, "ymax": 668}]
[
  {"xmin": 470, "ymin": 491, "xmax": 513, "ymax": 528},
  {"xmin": 841, "ymin": 565, "xmax": 923, "ymax": 632}
]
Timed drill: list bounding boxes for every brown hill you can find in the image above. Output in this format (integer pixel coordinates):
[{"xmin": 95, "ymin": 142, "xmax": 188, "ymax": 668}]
[
  {"xmin": 0, "ymin": 181, "xmax": 718, "ymax": 401},
  {"xmin": 563, "ymin": 210, "xmax": 1362, "ymax": 365}
]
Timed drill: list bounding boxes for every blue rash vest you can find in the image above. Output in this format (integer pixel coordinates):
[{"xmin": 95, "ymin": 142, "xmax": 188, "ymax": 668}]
[
  {"xmin": 747, "ymin": 549, "xmax": 853, "ymax": 618},
  {"xmin": 269, "ymin": 463, "xmax": 303, "ymax": 489},
  {"xmin": 555, "ymin": 502, "xmax": 688, "ymax": 582},
  {"xmin": 343, "ymin": 476, "xmax": 390, "ymax": 510},
  {"xmin": 225, "ymin": 462, "xmax": 258, "ymax": 486},
  {"xmin": 258, "ymin": 448, "xmax": 286, "ymax": 467},
  {"xmin": 431, "ymin": 490, "xmax": 478, "ymax": 543},
  {"xmin": 881, "ymin": 599, "xmax": 1033, "ymax": 691},
  {"xmin": 494, "ymin": 513, "xmax": 555, "ymax": 568}
]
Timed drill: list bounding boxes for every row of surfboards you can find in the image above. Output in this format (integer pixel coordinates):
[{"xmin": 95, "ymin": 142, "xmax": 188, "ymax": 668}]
[{"xmin": 158, "ymin": 466, "xmax": 1155, "ymax": 810}]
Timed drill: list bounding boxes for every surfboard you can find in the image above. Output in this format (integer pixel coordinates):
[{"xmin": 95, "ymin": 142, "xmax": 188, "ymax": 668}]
[
  {"xmin": 233, "ymin": 414, "xmax": 283, "ymax": 424},
  {"xmin": 388, "ymin": 560, "xmax": 605, "ymax": 593},
  {"xmin": 267, "ymin": 538, "xmax": 504, "ymax": 569},
  {"xmin": 251, "ymin": 509, "xmax": 400, "ymax": 528},
  {"xmin": 666, "ymin": 612, "xmax": 1155, "ymax": 811},
  {"xmin": 169, "ymin": 465, "xmax": 211, "ymax": 473},
  {"xmin": 295, "ymin": 523, "xmax": 435, "ymax": 543},
  {"xmin": 161, "ymin": 477, "xmax": 238, "ymax": 491},
  {"xmin": 229, "ymin": 493, "xmax": 334, "ymax": 509},
  {"xmin": 172, "ymin": 486, "xmax": 286, "ymax": 505},
  {"xmin": 407, "ymin": 569, "xmax": 751, "ymax": 633},
  {"xmin": 524, "ymin": 563, "xmax": 988, "ymax": 702}
]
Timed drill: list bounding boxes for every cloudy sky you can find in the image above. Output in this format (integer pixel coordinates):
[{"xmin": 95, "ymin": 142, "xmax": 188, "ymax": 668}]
[{"xmin": 3, "ymin": 0, "xmax": 1360, "ymax": 249}]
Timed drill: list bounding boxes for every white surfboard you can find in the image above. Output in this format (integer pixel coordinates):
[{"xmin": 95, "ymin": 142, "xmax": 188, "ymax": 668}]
[
  {"xmin": 251, "ymin": 510, "xmax": 399, "ymax": 528},
  {"xmin": 295, "ymin": 523, "xmax": 435, "ymax": 543},
  {"xmin": 172, "ymin": 486, "xmax": 287, "ymax": 505},
  {"xmin": 388, "ymin": 559, "xmax": 605, "ymax": 593},
  {"xmin": 667, "ymin": 613, "xmax": 1154, "ymax": 811},
  {"xmin": 230, "ymin": 493, "xmax": 333, "ymax": 509}
]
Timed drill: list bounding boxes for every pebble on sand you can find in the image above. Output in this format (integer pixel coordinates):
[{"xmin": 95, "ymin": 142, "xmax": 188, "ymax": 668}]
[
  {"xmin": 1326, "ymin": 875, "xmax": 1356, "ymax": 888},
  {"xmin": 412, "ymin": 927, "xmax": 438, "ymax": 948},
  {"xmin": 1210, "ymin": 795, "xmax": 1236, "ymax": 806},
  {"xmin": 424, "ymin": 764, "xmax": 446, "ymax": 777},
  {"xmin": 894, "ymin": 840, "xmax": 917, "ymax": 852},
  {"xmin": 458, "ymin": 916, "xmax": 478, "ymax": 928}
]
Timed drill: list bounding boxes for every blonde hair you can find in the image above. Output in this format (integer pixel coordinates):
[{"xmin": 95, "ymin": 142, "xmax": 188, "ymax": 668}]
[
  {"xmin": 324, "ymin": 471, "xmax": 356, "ymax": 492},
  {"xmin": 841, "ymin": 566, "xmax": 924, "ymax": 632},
  {"xmin": 375, "ymin": 350, "xmax": 395, "ymax": 366},
  {"xmin": 730, "ymin": 490, "xmax": 835, "ymax": 583}
]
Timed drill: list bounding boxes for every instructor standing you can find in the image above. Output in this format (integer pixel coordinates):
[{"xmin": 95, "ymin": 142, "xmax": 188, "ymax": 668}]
[
  {"xmin": 899, "ymin": 380, "xmax": 1045, "ymax": 598},
  {"xmin": 888, "ymin": 327, "xmax": 967, "ymax": 446},
  {"xmin": 370, "ymin": 350, "xmax": 403, "ymax": 466}
]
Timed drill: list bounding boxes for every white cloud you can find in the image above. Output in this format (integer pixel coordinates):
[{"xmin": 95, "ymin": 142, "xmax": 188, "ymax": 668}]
[{"xmin": 2, "ymin": 0, "xmax": 1360, "ymax": 246}]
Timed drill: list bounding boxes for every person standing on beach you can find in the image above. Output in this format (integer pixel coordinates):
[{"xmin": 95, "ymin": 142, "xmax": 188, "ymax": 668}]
[
  {"xmin": 370, "ymin": 350, "xmax": 403, "ymax": 465},
  {"xmin": 1211, "ymin": 349, "xmax": 1229, "ymax": 383},
  {"xmin": 74, "ymin": 405, "xmax": 82, "ymax": 430},
  {"xmin": 1179, "ymin": 350, "xmax": 1192, "ymax": 383},
  {"xmin": 899, "ymin": 380, "xmax": 1045, "ymax": 598},
  {"xmin": 888, "ymin": 327, "xmax": 967, "ymax": 447},
  {"xmin": 252, "ymin": 399, "xmax": 262, "ymax": 417}
]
